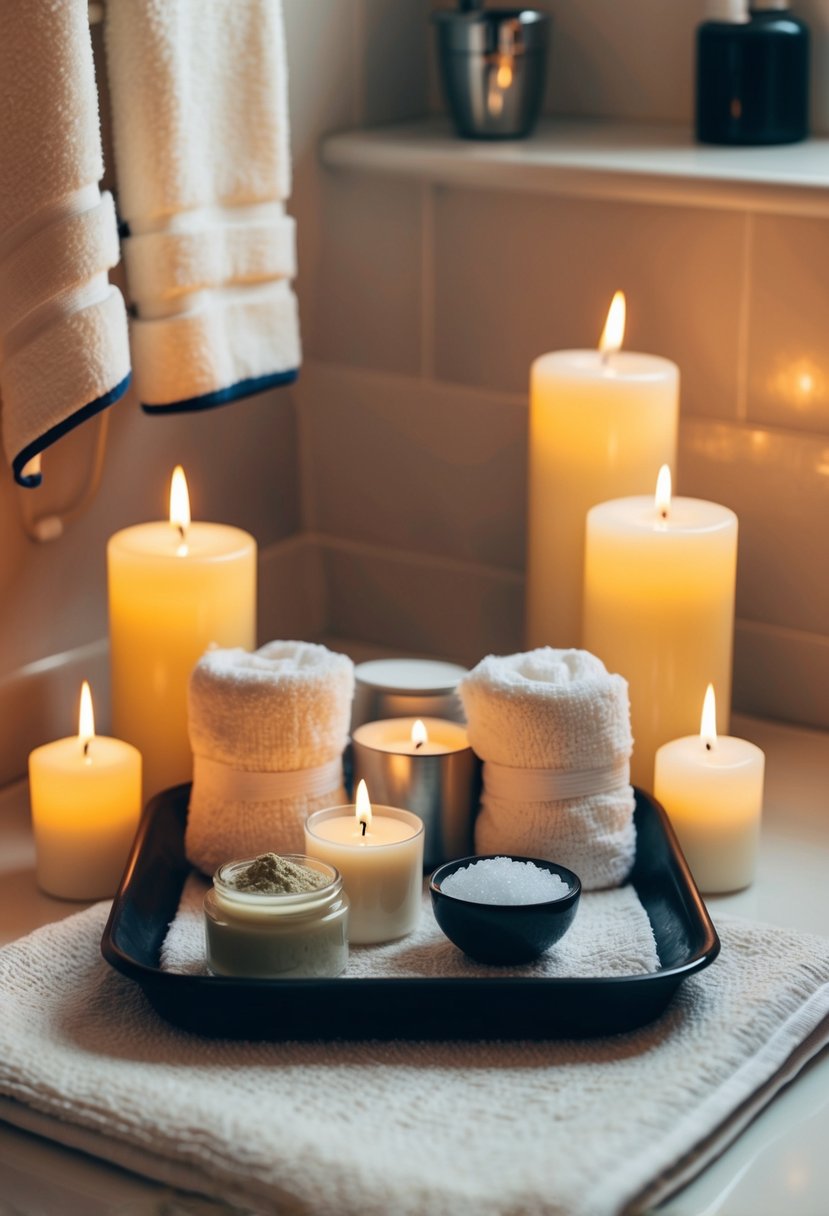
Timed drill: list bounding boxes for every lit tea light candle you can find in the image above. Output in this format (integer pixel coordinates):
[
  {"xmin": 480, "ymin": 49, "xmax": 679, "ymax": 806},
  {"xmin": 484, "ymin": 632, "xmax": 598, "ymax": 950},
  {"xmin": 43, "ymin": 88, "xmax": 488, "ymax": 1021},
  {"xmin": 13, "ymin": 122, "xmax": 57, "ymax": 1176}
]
[
  {"xmin": 352, "ymin": 718, "xmax": 479, "ymax": 869},
  {"xmin": 304, "ymin": 781, "xmax": 424, "ymax": 944},
  {"xmin": 108, "ymin": 466, "xmax": 256, "ymax": 799},
  {"xmin": 526, "ymin": 291, "xmax": 679, "ymax": 649},
  {"xmin": 654, "ymin": 685, "xmax": 764, "ymax": 894},
  {"xmin": 583, "ymin": 465, "xmax": 738, "ymax": 790},
  {"xmin": 28, "ymin": 682, "xmax": 142, "ymax": 900}
]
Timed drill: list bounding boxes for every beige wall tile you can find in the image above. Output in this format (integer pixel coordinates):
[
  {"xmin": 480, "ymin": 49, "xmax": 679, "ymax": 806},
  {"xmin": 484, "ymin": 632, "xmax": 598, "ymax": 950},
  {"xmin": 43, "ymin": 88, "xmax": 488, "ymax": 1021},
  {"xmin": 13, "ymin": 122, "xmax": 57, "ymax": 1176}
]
[
  {"xmin": 679, "ymin": 418, "xmax": 829, "ymax": 637},
  {"xmin": 309, "ymin": 173, "xmax": 423, "ymax": 374},
  {"xmin": 747, "ymin": 214, "xmax": 829, "ymax": 435},
  {"xmin": 321, "ymin": 539, "xmax": 524, "ymax": 666},
  {"xmin": 433, "ymin": 188, "xmax": 744, "ymax": 419},
  {"xmin": 258, "ymin": 536, "xmax": 328, "ymax": 645},
  {"xmin": 733, "ymin": 620, "xmax": 829, "ymax": 730},
  {"xmin": 363, "ymin": 0, "xmax": 430, "ymax": 125},
  {"xmin": 303, "ymin": 364, "xmax": 527, "ymax": 570}
]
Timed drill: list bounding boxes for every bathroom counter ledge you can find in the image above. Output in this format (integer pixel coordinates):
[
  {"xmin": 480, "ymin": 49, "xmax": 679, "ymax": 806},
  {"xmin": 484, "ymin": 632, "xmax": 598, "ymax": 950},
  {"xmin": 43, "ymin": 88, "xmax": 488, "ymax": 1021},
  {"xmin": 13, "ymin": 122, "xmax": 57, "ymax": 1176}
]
[{"xmin": 0, "ymin": 714, "xmax": 826, "ymax": 1215}]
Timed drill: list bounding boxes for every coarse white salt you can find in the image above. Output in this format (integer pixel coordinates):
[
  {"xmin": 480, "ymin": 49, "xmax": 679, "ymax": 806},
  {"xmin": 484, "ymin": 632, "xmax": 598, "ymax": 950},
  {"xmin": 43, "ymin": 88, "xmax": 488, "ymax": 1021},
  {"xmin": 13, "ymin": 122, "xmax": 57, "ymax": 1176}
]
[{"xmin": 440, "ymin": 857, "xmax": 569, "ymax": 905}]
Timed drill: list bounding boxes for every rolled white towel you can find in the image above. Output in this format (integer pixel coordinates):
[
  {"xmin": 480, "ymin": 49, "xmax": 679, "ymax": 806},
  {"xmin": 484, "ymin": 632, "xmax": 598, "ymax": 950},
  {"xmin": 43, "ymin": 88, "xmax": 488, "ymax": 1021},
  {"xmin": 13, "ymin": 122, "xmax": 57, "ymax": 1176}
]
[
  {"xmin": 459, "ymin": 648, "xmax": 635, "ymax": 890},
  {"xmin": 185, "ymin": 641, "xmax": 354, "ymax": 876}
]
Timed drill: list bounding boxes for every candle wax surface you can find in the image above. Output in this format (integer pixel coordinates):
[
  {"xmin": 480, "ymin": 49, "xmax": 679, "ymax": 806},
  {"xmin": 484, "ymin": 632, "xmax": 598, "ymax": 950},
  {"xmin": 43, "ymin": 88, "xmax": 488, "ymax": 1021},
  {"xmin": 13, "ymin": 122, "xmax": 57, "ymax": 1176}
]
[
  {"xmin": 352, "ymin": 717, "xmax": 469, "ymax": 757},
  {"xmin": 527, "ymin": 348, "xmax": 678, "ymax": 649},
  {"xmin": 310, "ymin": 815, "xmax": 417, "ymax": 845}
]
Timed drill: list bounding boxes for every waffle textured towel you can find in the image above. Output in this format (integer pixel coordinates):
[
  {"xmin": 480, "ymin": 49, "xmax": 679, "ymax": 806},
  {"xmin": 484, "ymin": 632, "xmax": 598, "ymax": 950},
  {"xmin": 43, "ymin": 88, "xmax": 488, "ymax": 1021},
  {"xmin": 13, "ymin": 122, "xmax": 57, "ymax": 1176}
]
[
  {"xmin": 104, "ymin": 0, "xmax": 300, "ymax": 411},
  {"xmin": 460, "ymin": 648, "xmax": 635, "ymax": 889},
  {"xmin": 186, "ymin": 641, "xmax": 354, "ymax": 875},
  {"xmin": 0, "ymin": 905, "xmax": 827, "ymax": 1216},
  {"xmin": 0, "ymin": 0, "xmax": 130, "ymax": 487}
]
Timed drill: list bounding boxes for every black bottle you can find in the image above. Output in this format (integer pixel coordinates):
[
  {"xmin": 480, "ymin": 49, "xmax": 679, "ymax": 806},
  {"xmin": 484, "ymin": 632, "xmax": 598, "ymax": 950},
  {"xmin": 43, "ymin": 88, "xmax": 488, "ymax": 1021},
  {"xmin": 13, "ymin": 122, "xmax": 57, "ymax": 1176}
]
[{"xmin": 696, "ymin": 0, "xmax": 810, "ymax": 145}]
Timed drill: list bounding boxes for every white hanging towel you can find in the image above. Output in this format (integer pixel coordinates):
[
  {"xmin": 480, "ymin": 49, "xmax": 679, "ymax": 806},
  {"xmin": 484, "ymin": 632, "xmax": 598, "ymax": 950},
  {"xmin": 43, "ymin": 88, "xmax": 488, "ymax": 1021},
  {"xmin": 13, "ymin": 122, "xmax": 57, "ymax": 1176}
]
[
  {"xmin": 104, "ymin": 0, "xmax": 301, "ymax": 412},
  {"xmin": 0, "ymin": 1, "xmax": 131, "ymax": 487}
]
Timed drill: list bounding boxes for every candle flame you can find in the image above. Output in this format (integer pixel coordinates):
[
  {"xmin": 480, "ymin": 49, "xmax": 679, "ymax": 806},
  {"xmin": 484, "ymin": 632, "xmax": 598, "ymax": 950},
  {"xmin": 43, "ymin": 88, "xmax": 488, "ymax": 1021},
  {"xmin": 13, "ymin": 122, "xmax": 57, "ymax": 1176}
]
[
  {"xmin": 655, "ymin": 464, "xmax": 672, "ymax": 519},
  {"xmin": 700, "ymin": 684, "xmax": 717, "ymax": 749},
  {"xmin": 411, "ymin": 719, "xmax": 428, "ymax": 749},
  {"xmin": 78, "ymin": 680, "xmax": 95, "ymax": 747},
  {"xmin": 355, "ymin": 779, "xmax": 372, "ymax": 833},
  {"xmin": 169, "ymin": 466, "xmax": 191, "ymax": 535},
  {"xmin": 599, "ymin": 291, "xmax": 626, "ymax": 356}
]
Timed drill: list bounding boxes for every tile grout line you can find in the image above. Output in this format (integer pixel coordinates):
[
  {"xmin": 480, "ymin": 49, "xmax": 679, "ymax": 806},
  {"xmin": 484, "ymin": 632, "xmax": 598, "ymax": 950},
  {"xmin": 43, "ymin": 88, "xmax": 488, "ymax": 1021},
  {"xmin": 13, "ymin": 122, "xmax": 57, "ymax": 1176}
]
[
  {"xmin": 735, "ymin": 211, "xmax": 755, "ymax": 423},
  {"xmin": 420, "ymin": 182, "xmax": 436, "ymax": 380}
]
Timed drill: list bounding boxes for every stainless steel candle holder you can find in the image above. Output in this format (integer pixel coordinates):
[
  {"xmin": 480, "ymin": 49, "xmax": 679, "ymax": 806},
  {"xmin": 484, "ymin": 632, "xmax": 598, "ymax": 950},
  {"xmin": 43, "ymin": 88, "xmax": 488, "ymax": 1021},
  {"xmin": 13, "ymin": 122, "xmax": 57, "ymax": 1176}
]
[
  {"xmin": 433, "ymin": 6, "xmax": 549, "ymax": 140},
  {"xmin": 352, "ymin": 719, "xmax": 481, "ymax": 871}
]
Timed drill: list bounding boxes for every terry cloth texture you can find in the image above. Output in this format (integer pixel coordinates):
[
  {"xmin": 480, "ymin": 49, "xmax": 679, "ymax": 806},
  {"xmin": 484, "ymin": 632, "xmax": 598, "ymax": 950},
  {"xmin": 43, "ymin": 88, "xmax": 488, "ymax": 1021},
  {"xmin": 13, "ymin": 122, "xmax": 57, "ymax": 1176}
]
[
  {"xmin": 0, "ymin": 904, "xmax": 827, "ymax": 1216},
  {"xmin": 0, "ymin": 0, "xmax": 130, "ymax": 486},
  {"xmin": 186, "ymin": 641, "xmax": 354, "ymax": 875},
  {"xmin": 162, "ymin": 872, "xmax": 661, "ymax": 979},
  {"xmin": 104, "ymin": 0, "xmax": 300, "ymax": 411},
  {"xmin": 460, "ymin": 648, "xmax": 636, "ymax": 889}
]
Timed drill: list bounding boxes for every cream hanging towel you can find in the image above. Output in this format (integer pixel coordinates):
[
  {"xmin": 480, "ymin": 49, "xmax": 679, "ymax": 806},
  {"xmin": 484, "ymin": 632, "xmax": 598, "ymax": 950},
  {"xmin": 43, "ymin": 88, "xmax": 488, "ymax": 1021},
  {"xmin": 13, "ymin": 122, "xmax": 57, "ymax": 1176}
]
[
  {"xmin": 0, "ymin": 1, "xmax": 131, "ymax": 487},
  {"xmin": 104, "ymin": 0, "xmax": 301, "ymax": 412}
]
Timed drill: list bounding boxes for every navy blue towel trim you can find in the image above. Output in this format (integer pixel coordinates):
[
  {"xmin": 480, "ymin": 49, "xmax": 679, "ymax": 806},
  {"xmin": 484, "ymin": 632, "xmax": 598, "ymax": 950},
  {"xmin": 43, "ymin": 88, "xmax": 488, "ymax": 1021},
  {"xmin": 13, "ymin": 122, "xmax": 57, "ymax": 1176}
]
[
  {"xmin": 141, "ymin": 368, "xmax": 299, "ymax": 415},
  {"xmin": 12, "ymin": 372, "xmax": 132, "ymax": 489}
]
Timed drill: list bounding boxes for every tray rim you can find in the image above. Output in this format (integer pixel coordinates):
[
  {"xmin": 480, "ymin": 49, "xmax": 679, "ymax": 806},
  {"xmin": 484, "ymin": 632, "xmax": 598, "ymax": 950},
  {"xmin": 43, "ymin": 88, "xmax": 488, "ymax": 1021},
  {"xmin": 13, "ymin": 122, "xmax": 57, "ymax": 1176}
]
[{"xmin": 101, "ymin": 784, "xmax": 720, "ymax": 995}]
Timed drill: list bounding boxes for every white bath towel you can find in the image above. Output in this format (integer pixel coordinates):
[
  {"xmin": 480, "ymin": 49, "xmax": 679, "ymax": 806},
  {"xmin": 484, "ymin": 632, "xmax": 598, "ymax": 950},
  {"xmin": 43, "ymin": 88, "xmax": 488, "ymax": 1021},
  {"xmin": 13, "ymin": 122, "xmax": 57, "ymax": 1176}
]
[
  {"xmin": 0, "ymin": 903, "xmax": 827, "ymax": 1216},
  {"xmin": 186, "ymin": 641, "xmax": 354, "ymax": 875},
  {"xmin": 104, "ymin": 0, "xmax": 300, "ymax": 412},
  {"xmin": 460, "ymin": 648, "xmax": 635, "ymax": 889},
  {"xmin": 0, "ymin": 1, "xmax": 131, "ymax": 486}
]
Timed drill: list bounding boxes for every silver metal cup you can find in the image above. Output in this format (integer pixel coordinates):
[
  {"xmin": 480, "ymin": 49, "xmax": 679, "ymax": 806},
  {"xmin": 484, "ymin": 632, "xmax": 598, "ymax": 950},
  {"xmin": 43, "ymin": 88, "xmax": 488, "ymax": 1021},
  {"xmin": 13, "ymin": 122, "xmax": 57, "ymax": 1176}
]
[
  {"xmin": 433, "ymin": 7, "xmax": 549, "ymax": 140},
  {"xmin": 352, "ymin": 722, "xmax": 481, "ymax": 871}
]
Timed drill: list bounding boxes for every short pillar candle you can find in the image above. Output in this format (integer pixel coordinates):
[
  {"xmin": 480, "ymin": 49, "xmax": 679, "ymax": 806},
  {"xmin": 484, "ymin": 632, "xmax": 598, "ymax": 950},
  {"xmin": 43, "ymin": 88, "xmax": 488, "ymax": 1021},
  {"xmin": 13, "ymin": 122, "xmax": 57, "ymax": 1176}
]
[
  {"xmin": 305, "ymin": 782, "xmax": 424, "ymax": 945},
  {"xmin": 28, "ymin": 682, "xmax": 142, "ymax": 900},
  {"xmin": 654, "ymin": 685, "xmax": 764, "ymax": 894}
]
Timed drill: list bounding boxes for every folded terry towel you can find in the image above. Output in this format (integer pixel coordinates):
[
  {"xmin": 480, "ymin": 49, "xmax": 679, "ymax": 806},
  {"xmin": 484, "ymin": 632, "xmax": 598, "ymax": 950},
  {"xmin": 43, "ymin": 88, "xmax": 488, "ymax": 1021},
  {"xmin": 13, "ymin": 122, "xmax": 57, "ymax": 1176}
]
[
  {"xmin": 460, "ymin": 648, "xmax": 635, "ymax": 889},
  {"xmin": 0, "ymin": 1, "xmax": 131, "ymax": 487},
  {"xmin": 104, "ymin": 0, "xmax": 301, "ymax": 412},
  {"xmin": 0, "ymin": 904, "xmax": 827, "ymax": 1216},
  {"xmin": 186, "ymin": 641, "xmax": 354, "ymax": 875}
]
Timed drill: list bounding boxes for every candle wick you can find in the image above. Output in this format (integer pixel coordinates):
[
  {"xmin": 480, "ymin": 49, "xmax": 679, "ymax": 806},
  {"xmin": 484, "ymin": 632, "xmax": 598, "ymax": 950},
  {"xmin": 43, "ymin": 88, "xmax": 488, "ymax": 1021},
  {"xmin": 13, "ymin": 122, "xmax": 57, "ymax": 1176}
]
[
  {"xmin": 660, "ymin": 508, "xmax": 668, "ymax": 521},
  {"xmin": 360, "ymin": 820, "xmax": 367, "ymax": 837},
  {"xmin": 415, "ymin": 740, "xmax": 423, "ymax": 750},
  {"xmin": 705, "ymin": 741, "xmax": 712, "ymax": 752},
  {"xmin": 177, "ymin": 523, "xmax": 187, "ymax": 543},
  {"xmin": 600, "ymin": 349, "xmax": 610, "ymax": 368},
  {"xmin": 83, "ymin": 739, "xmax": 91, "ymax": 758}
]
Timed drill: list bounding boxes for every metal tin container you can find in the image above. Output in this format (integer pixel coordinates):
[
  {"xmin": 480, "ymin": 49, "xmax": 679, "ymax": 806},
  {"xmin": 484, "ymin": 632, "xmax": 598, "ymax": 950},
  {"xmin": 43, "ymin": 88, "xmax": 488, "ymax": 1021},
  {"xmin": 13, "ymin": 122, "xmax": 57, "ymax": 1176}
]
[
  {"xmin": 433, "ymin": 7, "xmax": 549, "ymax": 140},
  {"xmin": 352, "ymin": 717, "xmax": 481, "ymax": 870},
  {"xmin": 352, "ymin": 658, "xmax": 468, "ymax": 730}
]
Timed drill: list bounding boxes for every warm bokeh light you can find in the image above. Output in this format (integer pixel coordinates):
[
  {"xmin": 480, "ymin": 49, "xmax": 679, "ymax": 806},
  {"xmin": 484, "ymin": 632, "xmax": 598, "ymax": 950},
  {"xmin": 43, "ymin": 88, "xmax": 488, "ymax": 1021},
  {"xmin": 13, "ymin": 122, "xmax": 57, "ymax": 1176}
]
[
  {"xmin": 169, "ymin": 465, "xmax": 191, "ymax": 534},
  {"xmin": 599, "ymin": 291, "xmax": 626, "ymax": 355},
  {"xmin": 411, "ymin": 719, "xmax": 428, "ymax": 748},
  {"xmin": 655, "ymin": 464, "xmax": 672, "ymax": 518},
  {"xmin": 355, "ymin": 778, "xmax": 372, "ymax": 831},
  {"xmin": 496, "ymin": 60, "xmax": 513, "ymax": 89},
  {"xmin": 700, "ymin": 684, "xmax": 717, "ymax": 748},
  {"xmin": 78, "ymin": 680, "xmax": 95, "ymax": 744}
]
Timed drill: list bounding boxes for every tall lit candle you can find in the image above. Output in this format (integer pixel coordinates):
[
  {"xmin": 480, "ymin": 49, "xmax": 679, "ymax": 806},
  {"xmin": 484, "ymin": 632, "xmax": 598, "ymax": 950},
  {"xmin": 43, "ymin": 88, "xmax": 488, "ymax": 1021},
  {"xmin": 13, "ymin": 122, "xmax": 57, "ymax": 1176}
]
[
  {"xmin": 108, "ymin": 467, "xmax": 256, "ymax": 799},
  {"xmin": 583, "ymin": 467, "xmax": 738, "ymax": 790},
  {"xmin": 526, "ymin": 292, "xmax": 679, "ymax": 649},
  {"xmin": 29, "ymin": 682, "xmax": 142, "ymax": 900},
  {"xmin": 655, "ymin": 685, "xmax": 764, "ymax": 893},
  {"xmin": 305, "ymin": 781, "xmax": 424, "ymax": 944}
]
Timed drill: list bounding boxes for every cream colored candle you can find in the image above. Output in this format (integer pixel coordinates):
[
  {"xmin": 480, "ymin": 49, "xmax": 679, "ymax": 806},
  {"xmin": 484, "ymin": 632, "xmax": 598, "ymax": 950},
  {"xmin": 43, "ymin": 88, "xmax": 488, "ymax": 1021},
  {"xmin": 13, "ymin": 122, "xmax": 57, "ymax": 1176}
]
[
  {"xmin": 305, "ymin": 782, "xmax": 424, "ymax": 944},
  {"xmin": 108, "ymin": 467, "xmax": 256, "ymax": 799},
  {"xmin": 655, "ymin": 686, "xmax": 764, "ymax": 893},
  {"xmin": 527, "ymin": 292, "xmax": 679, "ymax": 650},
  {"xmin": 583, "ymin": 467, "xmax": 738, "ymax": 790},
  {"xmin": 353, "ymin": 717, "xmax": 469, "ymax": 756},
  {"xmin": 29, "ymin": 682, "xmax": 142, "ymax": 900}
]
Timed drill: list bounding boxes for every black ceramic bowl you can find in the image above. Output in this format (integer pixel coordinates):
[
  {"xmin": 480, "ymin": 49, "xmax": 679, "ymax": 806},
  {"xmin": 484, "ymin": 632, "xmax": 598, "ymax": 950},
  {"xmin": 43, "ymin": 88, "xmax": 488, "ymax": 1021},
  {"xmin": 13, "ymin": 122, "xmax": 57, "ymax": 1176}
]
[{"xmin": 430, "ymin": 854, "xmax": 581, "ymax": 965}]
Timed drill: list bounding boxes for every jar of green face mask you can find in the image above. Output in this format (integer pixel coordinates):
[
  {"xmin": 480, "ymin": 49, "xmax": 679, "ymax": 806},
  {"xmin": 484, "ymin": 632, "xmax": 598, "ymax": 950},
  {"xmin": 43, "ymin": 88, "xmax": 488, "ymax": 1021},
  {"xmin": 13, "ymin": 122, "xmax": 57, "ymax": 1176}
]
[{"xmin": 204, "ymin": 854, "xmax": 349, "ymax": 979}]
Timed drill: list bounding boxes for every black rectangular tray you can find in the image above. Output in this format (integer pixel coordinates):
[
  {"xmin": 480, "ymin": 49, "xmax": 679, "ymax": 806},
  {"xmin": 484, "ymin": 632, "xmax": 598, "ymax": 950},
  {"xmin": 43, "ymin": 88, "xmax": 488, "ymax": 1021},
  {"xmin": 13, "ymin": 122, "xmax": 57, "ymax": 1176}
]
[{"xmin": 101, "ymin": 785, "xmax": 719, "ymax": 1040}]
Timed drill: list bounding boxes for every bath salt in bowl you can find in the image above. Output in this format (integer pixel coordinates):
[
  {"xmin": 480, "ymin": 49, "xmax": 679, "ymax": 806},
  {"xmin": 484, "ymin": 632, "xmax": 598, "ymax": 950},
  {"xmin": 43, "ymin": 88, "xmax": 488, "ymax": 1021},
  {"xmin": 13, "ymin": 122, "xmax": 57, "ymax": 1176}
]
[{"xmin": 430, "ymin": 854, "xmax": 581, "ymax": 965}]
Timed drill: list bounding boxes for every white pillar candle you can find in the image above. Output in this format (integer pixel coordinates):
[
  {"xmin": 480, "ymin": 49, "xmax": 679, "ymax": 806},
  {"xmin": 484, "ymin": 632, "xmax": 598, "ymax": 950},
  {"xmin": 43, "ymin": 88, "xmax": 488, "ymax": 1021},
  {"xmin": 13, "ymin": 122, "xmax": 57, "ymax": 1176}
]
[
  {"xmin": 354, "ymin": 717, "xmax": 469, "ymax": 756},
  {"xmin": 108, "ymin": 466, "xmax": 256, "ymax": 800},
  {"xmin": 527, "ymin": 292, "xmax": 679, "ymax": 649},
  {"xmin": 654, "ymin": 685, "xmax": 764, "ymax": 893},
  {"xmin": 305, "ymin": 782, "xmax": 424, "ymax": 944},
  {"xmin": 29, "ymin": 682, "xmax": 142, "ymax": 900},
  {"xmin": 583, "ymin": 467, "xmax": 738, "ymax": 790}
]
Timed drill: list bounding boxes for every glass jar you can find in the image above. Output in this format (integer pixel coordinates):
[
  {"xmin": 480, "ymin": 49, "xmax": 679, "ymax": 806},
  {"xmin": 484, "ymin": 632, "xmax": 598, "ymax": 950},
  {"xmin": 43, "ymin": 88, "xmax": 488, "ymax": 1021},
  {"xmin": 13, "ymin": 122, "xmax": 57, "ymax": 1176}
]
[{"xmin": 204, "ymin": 855, "xmax": 349, "ymax": 979}]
